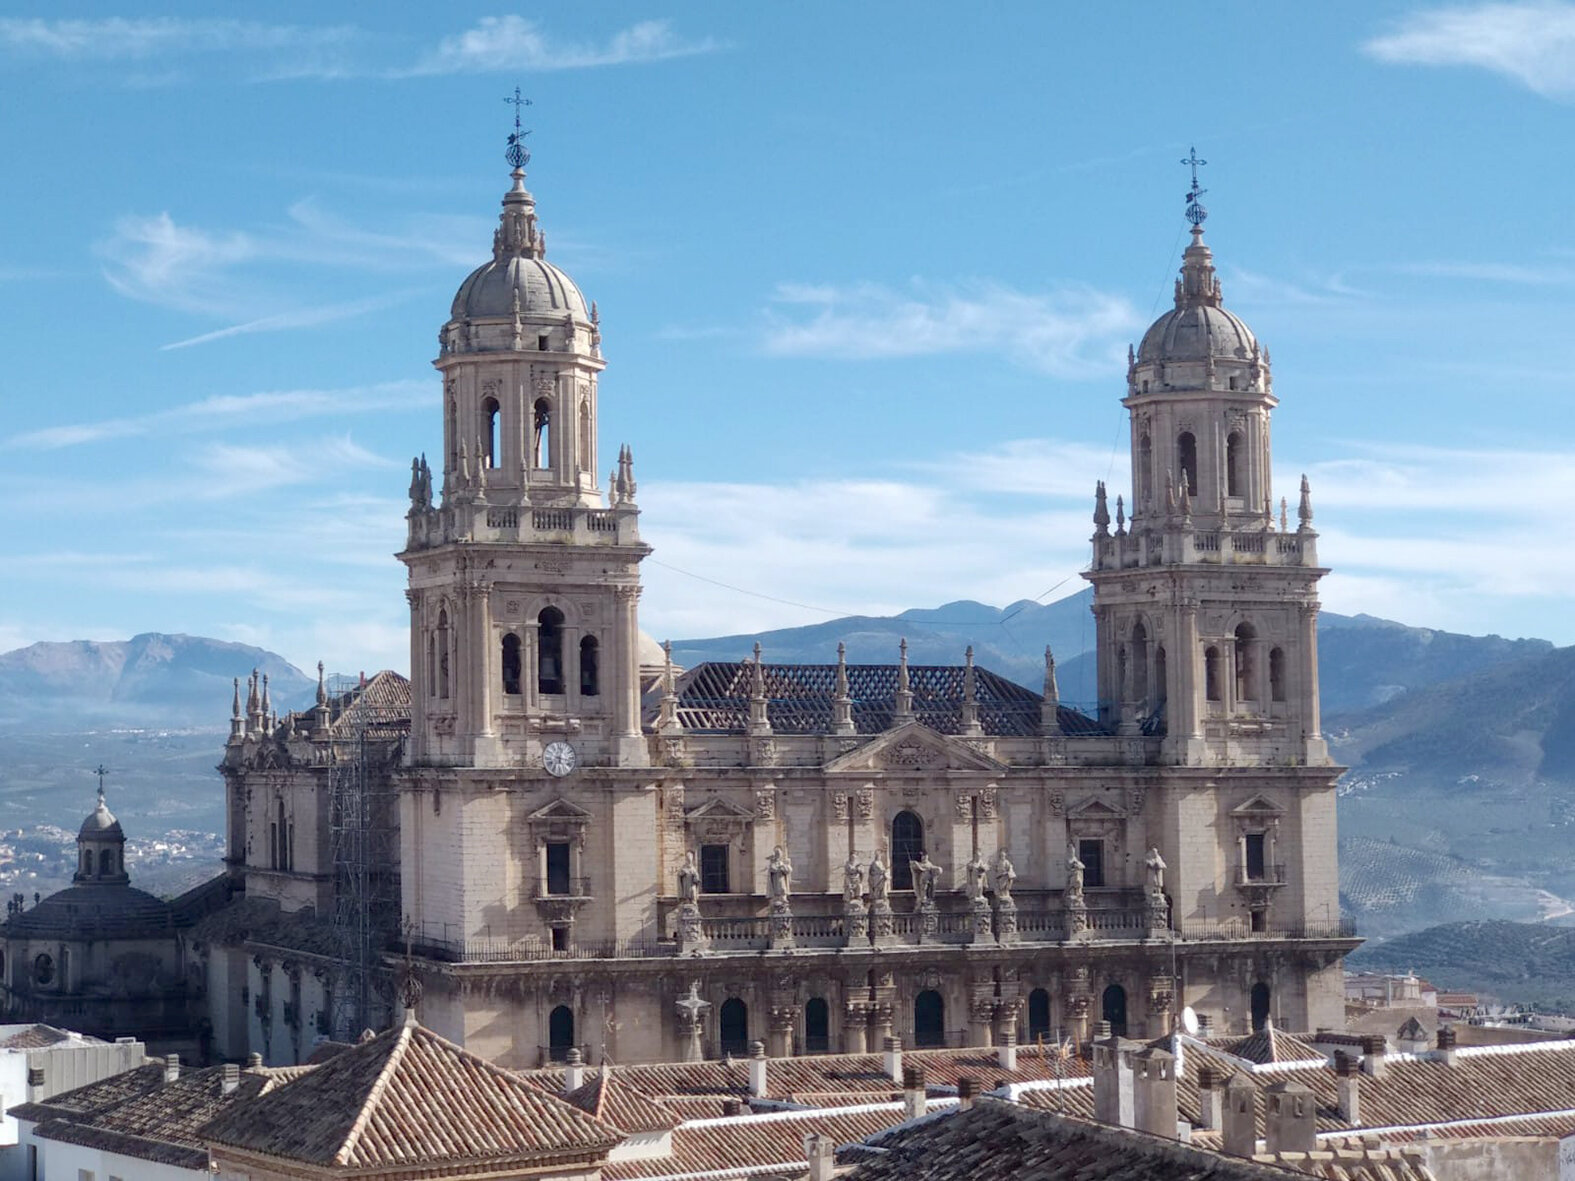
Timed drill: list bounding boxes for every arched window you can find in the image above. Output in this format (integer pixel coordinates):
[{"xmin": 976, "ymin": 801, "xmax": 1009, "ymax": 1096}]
[
  {"xmin": 890, "ymin": 811, "xmax": 924, "ymax": 892},
  {"xmin": 99, "ymin": 848, "xmax": 114, "ymax": 877},
  {"xmin": 1204, "ymin": 646, "xmax": 1221, "ymax": 702},
  {"xmin": 719, "ymin": 997, "xmax": 749, "ymax": 1057},
  {"xmin": 1130, "ymin": 622, "xmax": 1148, "ymax": 706},
  {"xmin": 548, "ymin": 1005, "xmax": 575, "ymax": 1061},
  {"xmin": 1154, "ymin": 646, "xmax": 1168, "ymax": 708},
  {"xmin": 914, "ymin": 990, "xmax": 945, "ymax": 1047},
  {"xmin": 446, "ymin": 399, "xmax": 457, "ymax": 466},
  {"xmin": 1178, "ymin": 432, "xmax": 1198, "ymax": 498},
  {"xmin": 580, "ymin": 635, "xmax": 599, "ymax": 697},
  {"xmin": 805, "ymin": 997, "xmax": 830, "ymax": 1054},
  {"xmin": 1225, "ymin": 430, "xmax": 1243, "ymax": 498},
  {"xmin": 437, "ymin": 609, "xmax": 451, "ymax": 700},
  {"xmin": 1235, "ymin": 623, "xmax": 1258, "ymax": 702},
  {"xmin": 426, "ymin": 633, "xmax": 436, "ymax": 697},
  {"xmin": 1028, "ymin": 988, "xmax": 1051, "ymax": 1041},
  {"xmin": 1138, "ymin": 434, "xmax": 1153, "ymax": 508},
  {"xmin": 33, "ymin": 953, "xmax": 53, "ymax": 987},
  {"xmin": 501, "ymin": 633, "xmax": 522, "ymax": 696},
  {"xmin": 1251, "ymin": 982, "xmax": 1272, "ymax": 1032},
  {"xmin": 276, "ymin": 799, "xmax": 290, "ymax": 872},
  {"xmin": 538, "ymin": 608, "xmax": 565, "ymax": 695},
  {"xmin": 1269, "ymin": 647, "xmax": 1286, "ymax": 703},
  {"xmin": 481, "ymin": 397, "xmax": 500, "ymax": 469},
  {"xmin": 1102, "ymin": 984, "xmax": 1128, "ymax": 1037},
  {"xmin": 533, "ymin": 397, "xmax": 552, "ymax": 469},
  {"xmin": 81, "ymin": 849, "xmax": 91, "ymax": 874}
]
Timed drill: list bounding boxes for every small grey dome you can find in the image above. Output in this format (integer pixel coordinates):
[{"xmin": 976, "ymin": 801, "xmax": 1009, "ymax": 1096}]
[
  {"xmin": 450, "ymin": 255, "xmax": 588, "ymax": 322},
  {"xmin": 1137, "ymin": 302, "xmax": 1257, "ymax": 365},
  {"xmin": 78, "ymin": 793, "xmax": 123, "ymax": 841}
]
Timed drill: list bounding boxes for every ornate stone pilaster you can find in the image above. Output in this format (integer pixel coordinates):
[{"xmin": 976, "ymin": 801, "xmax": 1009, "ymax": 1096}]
[
  {"xmin": 869, "ymin": 897, "xmax": 896, "ymax": 945},
  {"xmin": 676, "ymin": 902, "xmax": 709, "ymax": 956},
  {"xmin": 844, "ymin": 1003, "xmax": 869, "ymax": 1053},
  {"xmin": 768, "ymin": 1001, "xmax": 796, "ymax": 1058},
  {"xmin": 1147, "ymin": 973, "xmax": 1175, "ymax": 1037},
  {"xmin": 969, "ymin": 896, "xmax": 993, "ymax": 943},
  {"xmin": 993, "ymin": 895, "xmax": 1019, "ymax": 944},
  {"xmin": 843, "ymin": 897, "xmax": 869, "ymax": 945},
  {"xmin": 968, "ymin": 994, "xmax": 996, "ymax": 1048},
  {"xmin": 768, "ymin": 898, "xmax": 795, "ymax": 950}
]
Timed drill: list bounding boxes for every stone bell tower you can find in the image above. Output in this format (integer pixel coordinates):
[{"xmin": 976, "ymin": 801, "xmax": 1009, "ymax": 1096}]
[
  {"xmin": 399, "ymin": 145, "xmax": 651, "ymax": 773},
  {"xmin": 1084, "ymin": 168, "xmax": 1328, "ymax": 771}
]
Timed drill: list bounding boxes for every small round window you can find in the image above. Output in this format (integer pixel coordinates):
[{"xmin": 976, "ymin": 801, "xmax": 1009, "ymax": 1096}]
[{"xmin": 33, "ymin": 953, "xmax": 53, "ymax": 985}]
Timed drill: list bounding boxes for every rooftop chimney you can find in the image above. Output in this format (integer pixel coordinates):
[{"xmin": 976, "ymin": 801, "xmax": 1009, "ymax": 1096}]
[
  {"xmin": 883, "ymin": 1035, "xmax": 903, "ymax": 1083},
  {"xmin": 246, "ymin": 1052, "xmax": 263, "ymax": 1068},
  {"xmin": 563, "ymin": 1047, "xmax": 586, "ymax": 1093},
  {"xmin": 749, "ymin": 1040, "xmax": 768, "ymax": 1099},
  {"xmin": 1133, "ymin": 1046, "xmax": 1178, "ymax": 1140},
  {"xmin": 902, "ymin": 1064, "xmax": 927, "ymax": 1121},
  {"xmin": 1334, "ymin": 1051, "xmax": 1360, "ymax": 1124},
  {"xmin": 804, "ymin": 1131, "xmax": 835, "ymax": 1181},
  {"xmin": 956, "ymin": 1076, "xmax": 978, "ymax": 1112},
  {"xmin": 164, "ymin": 1055, "xmax": 180, "ymax": 1084},
  {"xmin": 1265, "ymin": 1079, "xmax": 1316, "ymax": 1155},
  {"xmin": 1196, "ymin": 1013, "xmax": 1213, "ymax": 1037},
  {"xmin": 997, "ymin": 1025, "xmax": 1017, "ymax": 1074},
  {"xmin": 1435, "ymin": 1026, "xmax": 1458, "ymax": 1066},
  {"xmin": 1197, "ymin": 1067, "xmax": 1223, "ymax": 1131},
  {"xmin": 1360, "ymin": 1034, "xmax": 1388, "ymax": 1078},
  {"xmin": 721, "ymin": 1098, "xmax": 742, "ymax": 1117},
  {"xmin": 1092, "ymin": 1035, "xmax": 1135, "ymax": 1129},
  {"xmin": 221, "ymin": 1063, "xmax": 240, "ymax": 1095},
  {"xmin": 1222, "ymin": 1073, "xmax": 1258, "ymax": 1159}
]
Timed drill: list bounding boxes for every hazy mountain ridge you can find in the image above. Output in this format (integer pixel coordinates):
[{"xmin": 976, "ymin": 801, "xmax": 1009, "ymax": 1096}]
[{"xmin": 0, "ymin": 633, "xmax": 314, "ymax": 730}]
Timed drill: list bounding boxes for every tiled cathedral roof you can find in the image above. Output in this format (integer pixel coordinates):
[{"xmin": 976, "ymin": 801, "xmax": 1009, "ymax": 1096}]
[{"xmin": 650, "ymin": 662, "xmax": 1104, "ymax": 736}]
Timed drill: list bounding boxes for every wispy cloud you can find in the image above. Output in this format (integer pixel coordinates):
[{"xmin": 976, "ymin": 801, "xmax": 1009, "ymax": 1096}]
[
  {"xmin": 0, "ymin": 17, "xmax": 356, "ymax": 60},
  {"xmin": 161, "ymin": 293, "xmax": 411, "ymax": 351},
  {"xmin": 1394, "ymin": 259, "xmax": 1575, "ymax": 284},
  {"xmin": 1364, "ymin": 2, "xmax": 1575, "ymax": 98},
  {"xmin": 761, "ymin": 280, "xmax": 1141, "ymax": 377},
  {"xmin": 406, "ymin": 16, "xmax": 720, "ymax": 76},
  {"xmin": 4, "ymin": 381, "xmax": 431, "ymax": 450}
]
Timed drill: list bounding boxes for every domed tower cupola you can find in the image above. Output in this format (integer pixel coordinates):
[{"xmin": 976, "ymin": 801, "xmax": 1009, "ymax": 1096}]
[
  {"xmin": 75, "ymin": 789, "xmax": 129, "ymax": 885},
  {"xmin": 1124, "ymin": 153, "xmax": 1274, "ymax": 531}
]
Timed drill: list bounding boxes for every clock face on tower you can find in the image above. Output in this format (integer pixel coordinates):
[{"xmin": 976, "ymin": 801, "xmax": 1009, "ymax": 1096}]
[{"xmin": 543, "ymin": 741, "xmax": 578, "ymax": 777}]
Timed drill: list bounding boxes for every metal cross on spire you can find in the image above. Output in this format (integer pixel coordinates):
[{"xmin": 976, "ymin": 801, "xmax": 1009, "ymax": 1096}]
[
  {"xmin": 1181, "ymin": 145, "xmax": 1208, "ymax": 228},
  {"xmin": 504, "ymin": 86, "xmax": 532, "ymax": 170},
  {"xmin": 93, "ymin": 763, "xmax": 109, "ymax": 801}
]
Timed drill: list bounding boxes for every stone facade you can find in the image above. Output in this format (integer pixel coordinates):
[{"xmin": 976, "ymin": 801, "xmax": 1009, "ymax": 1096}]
[{"xmin": 213, "ymin": 156, "xmax": 1357, "ymax": 1068}]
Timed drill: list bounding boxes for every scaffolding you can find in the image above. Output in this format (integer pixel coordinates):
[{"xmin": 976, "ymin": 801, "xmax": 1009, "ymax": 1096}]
[{"xmin": 326, "ymin": 674, "xmax": 407, "ymax": 1040}]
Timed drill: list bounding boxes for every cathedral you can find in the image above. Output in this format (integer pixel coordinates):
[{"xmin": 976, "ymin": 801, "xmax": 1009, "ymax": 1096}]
[{"xmin": 204, "ymin": 140, "xmax": 1356, "ymax": 1068}]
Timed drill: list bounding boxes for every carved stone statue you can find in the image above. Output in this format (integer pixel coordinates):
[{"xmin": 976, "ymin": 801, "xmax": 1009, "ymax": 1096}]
[
  {"xmin": 868, "ymin": 849, "xmax": 889, "ymax": 904},
  {"xmin": 964, "ymin": 853, "xmax": 989, "ymax": 902},
  {"xmin": 910, "ymin": 851, "xmax": 941, "ymax": 906},
  {"xmin": 992, "ymin": 848, "xmax": 1017, "ymax": 901},
  {"xmin": 843, "ymin": 854, "xmax": 865, "ymax": 905},
  {"xmin": 1066, "ymin": 849, "xmax": 1086, "ymax": 900},
  {"xmin": 677, "ymin": 850, "xmax": 700, "ymax": 905},
  {"xmin": 1145, "ymin": 846, "xmax": 1167, "ymax": 893},
  {"xmin": 767, "ymin": 846, "xmax": 794, "ymax": 904}
]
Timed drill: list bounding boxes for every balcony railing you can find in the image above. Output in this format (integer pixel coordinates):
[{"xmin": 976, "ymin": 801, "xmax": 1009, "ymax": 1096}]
[
  {"xmin": 1236, "ymin": 863, "xmax": 1288, "ymax": 887},
  {"xmin": 531, "ymin": 877, "xmax": 594, "ymax": 900}
]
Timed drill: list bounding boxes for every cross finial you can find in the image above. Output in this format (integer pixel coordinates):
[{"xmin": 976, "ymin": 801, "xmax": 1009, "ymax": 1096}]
[
  {"xmin": 1181, "ymin": 145, "xmax": 1208, "ymax": 228},
  {"xmin": 93, "ymin": 763, "xmax": 109, "ymax": 803},
  {"xmin": 504, "ymin": 86, "xmax": 533, "ymax": 170}
]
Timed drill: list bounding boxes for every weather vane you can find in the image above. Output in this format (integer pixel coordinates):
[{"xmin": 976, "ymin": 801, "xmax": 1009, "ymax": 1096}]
[
  {"xmin": 504, "ymin": 86, "xmax": 532, "ymax": 170},
  {"xmin": 1181, "ymin": 146, "xmax": 1207, "ymax": 227}
]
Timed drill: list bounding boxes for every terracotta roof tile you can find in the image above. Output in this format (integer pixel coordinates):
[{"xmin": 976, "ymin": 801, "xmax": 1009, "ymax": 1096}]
[
  {"xmin": 564, "ymin": 1069, "xmax": 680, "ymax": 1134},
  {"xmin": 0, "ymin": 1024, "xmax": 78, "ymax": 1050},
  {"xmin": 203, "ymin": 1019, "xmax": 620, "ymax": 1168}
]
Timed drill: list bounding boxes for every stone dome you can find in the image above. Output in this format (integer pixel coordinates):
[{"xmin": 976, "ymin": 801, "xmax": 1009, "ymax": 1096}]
[
  {"xmin": 78, "ymin": 792, "xmax": 123, "ymax": 841},
  {"xmin": 1135, "ymin": 226, "xmax": 1259, "ymax": 367},
  {"xmin": 451, "ymin": 255, "xmax": 588, "ymax": 322},
  {"xmin": 1137, "ymin": 302, "xmax": 1257, "ymax": 365},
  {"xmin": 448, "ymin": 167, "xmax": 588, "ymax": 325},
  {"xmin": 5, "ymin": 883, "xmax": 172, "ymax": 939}
]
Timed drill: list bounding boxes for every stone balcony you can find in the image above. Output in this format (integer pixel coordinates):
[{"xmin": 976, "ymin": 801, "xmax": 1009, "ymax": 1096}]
[
  {"xmin": 1092, "ymin": 524, "xmax": 1316, "ymax": 572},
  {"xmin": 404, "ymin": 500, "xmax": 641, "ymax": 552}
]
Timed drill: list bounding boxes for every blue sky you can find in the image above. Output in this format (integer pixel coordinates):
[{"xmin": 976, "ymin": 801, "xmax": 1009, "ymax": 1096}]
[{"xmin": 6, "ymin": 1, "xmax": 1575, "ymax": 677}]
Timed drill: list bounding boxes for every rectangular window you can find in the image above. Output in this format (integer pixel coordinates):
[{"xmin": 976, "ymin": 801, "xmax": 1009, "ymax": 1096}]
[
  {"xmin": 1250, "ymin": 908, "xmax": 1267, "ymax": 934},
  {"xmin": 545, "ymin": 842, "xmax": 572, "ymax": 895},
  {"xmin": 79, "ymin": 1170, "xmax": 94, "ymax": 1181},
  {"xmin": 700, "ymin": 844, "xmax": 731, "ymax": 894},
  {"xmin": 551, "ymin": 927, "xmax": 569, "ymax": 952},
  {"xmin": 1078, "ymin": 839, "xmax": 1105, "ymax": 889},
  {"xmin": 1245, "ymin": 833, "xmax": 1267, "ymax": 881}
]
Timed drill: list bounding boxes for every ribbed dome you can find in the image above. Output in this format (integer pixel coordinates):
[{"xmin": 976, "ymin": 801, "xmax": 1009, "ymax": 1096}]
[
  {"xmin": 1135, "ymin": 225, "xmax": 1259, "ymax": 367},
  {"xmin": 450, "ymin": 255, "xmax": 588, "ymax": 322},
  {"xmin": 1137, "ymin": 302, "xmax": 1257, "ymax": 365},
  {"xmin": 78, "ymin": 792, "xmax": 123, "ymax": 840},
  {"xmin": 5, "ymin": 884, "xmax": 172, "ymax": 938}
]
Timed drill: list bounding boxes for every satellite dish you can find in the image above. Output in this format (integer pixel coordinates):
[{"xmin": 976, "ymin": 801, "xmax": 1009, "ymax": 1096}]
[{"xmin": 1181, "ymin": 1006, "xmax": 1200, "ymax": 1036}]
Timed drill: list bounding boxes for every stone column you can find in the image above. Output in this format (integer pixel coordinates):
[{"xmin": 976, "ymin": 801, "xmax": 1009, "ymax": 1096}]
[
  {"xmin": 406, "ymin": 590, "xmax": 425, "ymax": 760},
  {"xmin": 1299, "ymin": 603, "xmax": 1322, "ymax": 740},
  {"xmin": 476, "ymin": 583, "xmax": 495, "ymax": 738},
  {"xmin": 1178, "ymin": 602, "xmax": 1202, "ymax": 740},
  {"xmin": 968, "ymin": 990, "xmax": 995, "ymax": 1048},
  {"xmin": 768, "ymin": 1002, "xmax": 795, "ymax": 1058},
  {"xmin": 843, "ymin": 1003, "xmax": 868, "ymax": 1054},
  {"xmin": 614, "ymin": 585, "xmax": 642, "ymax": 741}
]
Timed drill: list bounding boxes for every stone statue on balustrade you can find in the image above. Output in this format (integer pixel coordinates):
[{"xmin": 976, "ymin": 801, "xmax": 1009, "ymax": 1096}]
[
  {"xmin": 678, "ymin": 850, "xmax": 701, "ymax": 904},
  {"xmin": 867, "ymin": 847, "xmax": 895, "ymax": 941},
  {"xmin": 843, "ymin": 854, "xmax": 865, "ymax": 906},
  {"xmin": 964, "ymin": 853, "xmax": 989, "ymax": 903},
  {"xmin": 1065, "ymin": 847, "xmax": 1089, "ymax": 937},
  {"xmin": 1145, "ymin": 846, "xmax": 1166, "ymax": 894},
  {"xmin": 675, "ymin": 851, "xmax": 708, "ymax": 954},
  {"xmin": 767, "ymin": 846, "xmax": 794, "ymax": 906},
  {"xmin": 910, "ymin": 851, "xmax": 942, "ymax": 909},
  {"xmin": 992, "ymin": 848, "xmax": 1017, "ymax": 902}
]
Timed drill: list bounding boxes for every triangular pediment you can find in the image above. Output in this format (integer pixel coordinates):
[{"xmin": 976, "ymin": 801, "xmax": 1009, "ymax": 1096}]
[
  {"xmin": 527, "ymin": 797, "xmax": 593, "ymax": 823},
  {"xmin": 824, "ymin": 722, "xmax": 1005, "ymax": 774},
  {"xmin": 1229, "ymin": 794, "xmax": 1286, "ymax": 818},
  {"xmin": 684, "ymin": 796, "xmax": 757, "ymax": 822},
  {"xmin": 1066, "ymin": 795, "xmax": 1126, "ymax": 819}
]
